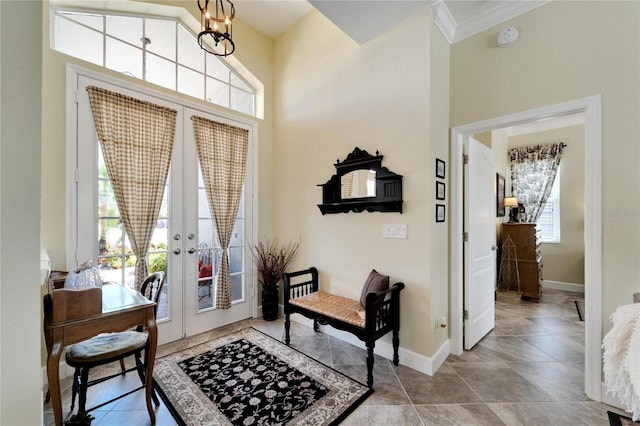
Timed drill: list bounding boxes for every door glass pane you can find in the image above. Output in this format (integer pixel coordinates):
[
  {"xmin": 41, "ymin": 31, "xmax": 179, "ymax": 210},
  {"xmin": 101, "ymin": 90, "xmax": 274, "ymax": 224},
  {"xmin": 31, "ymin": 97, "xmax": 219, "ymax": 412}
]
[
  {"xmin": 146, "ymin": 53, "xmax": 176, "ymax": 91},
  {"xmin": 197, "ymin": 246, "xmax": 214, "ymax": 310},
  {"xmin": 230, "ymin": 219, "xmax": 243, "ymax": 246},
  {"xmin": 122, "ymin": 255, "xmax": 136, "ymax": 288},
  {"xmin": 97, "ymin": 218, "xmax": 134, "ymax": 286},
  {"xmin": 236, "ymin": 195, "xmax": 244, "ymax": 219},
  {"xmin": 198, "ymin": 188, "xmax": 210, "ymax": 217},
  {"xmin": 229, "ymin": 247, "xmax": 242, "ymax": 274},
  {"xmin": 145, "ymin": 19, "xmax": 176, "ymax": 60},
  {"xmin": 106, "ymin": 36, "xmax": 142, "ymax": 78},
  {"xmin": 230, "ymin": 273, "xmax": 243, "ymax": 302},
  {"xmin": 98, "ymin": 180, "xmax": 119, "ymax": 218},
  {"xmin": 151, "ymin": 187, "xmax": 169, "ymax": 320},
  {"xmin": 98, "ymin": 148, "xmax": 109, "ymax": 179},
  {"xmin": 198, "ymin": 219, "xmax": 215, "ymax": 249}
]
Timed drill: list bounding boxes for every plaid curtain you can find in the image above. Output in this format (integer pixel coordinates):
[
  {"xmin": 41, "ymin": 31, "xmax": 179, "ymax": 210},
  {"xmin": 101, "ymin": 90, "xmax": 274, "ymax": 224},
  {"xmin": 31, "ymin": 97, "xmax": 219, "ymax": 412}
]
[
  {"xmin": 509, "ymin": 142, "xmax": 565, "ymax": 223},
  {"xmin": 87, "ymin": 86, "xmax": 177, "ymax": 290},
  {"xmin": 192, "ymin": 116, "xmax": 248, "ymax": 309}
]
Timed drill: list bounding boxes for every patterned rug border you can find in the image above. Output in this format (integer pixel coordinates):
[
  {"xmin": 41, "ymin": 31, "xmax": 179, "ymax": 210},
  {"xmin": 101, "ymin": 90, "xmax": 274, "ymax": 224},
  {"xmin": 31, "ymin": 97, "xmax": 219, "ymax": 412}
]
[{"xmin": 154, "ymin": 327, "xmax": 373, "ymax": 425}]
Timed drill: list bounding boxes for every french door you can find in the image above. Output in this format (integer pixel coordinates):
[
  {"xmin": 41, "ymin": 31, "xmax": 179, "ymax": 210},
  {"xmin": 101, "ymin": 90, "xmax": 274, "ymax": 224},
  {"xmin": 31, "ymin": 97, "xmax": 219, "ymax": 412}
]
[{"xmin": 72, "ymin": 70, "xmax": 255, "ymax": 344}]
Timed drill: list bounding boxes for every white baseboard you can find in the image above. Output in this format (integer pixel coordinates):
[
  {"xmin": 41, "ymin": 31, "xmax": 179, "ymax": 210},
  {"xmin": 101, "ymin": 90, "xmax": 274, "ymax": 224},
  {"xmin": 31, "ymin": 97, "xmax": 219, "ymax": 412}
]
[
  {"xmin": 289, "ymin": 314, "xmax": 448, "ymax": 377},
  {"xmin": 542, "ymin": 280, "xmax": 585, "ymax": 293}
]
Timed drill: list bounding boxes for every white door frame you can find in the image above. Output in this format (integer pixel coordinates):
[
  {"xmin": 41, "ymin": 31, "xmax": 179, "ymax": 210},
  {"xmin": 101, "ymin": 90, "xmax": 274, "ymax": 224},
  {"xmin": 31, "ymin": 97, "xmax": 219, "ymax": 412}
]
[{"xmin": 449, "ymin": 95, "xmax": 602, "ymax": 401}]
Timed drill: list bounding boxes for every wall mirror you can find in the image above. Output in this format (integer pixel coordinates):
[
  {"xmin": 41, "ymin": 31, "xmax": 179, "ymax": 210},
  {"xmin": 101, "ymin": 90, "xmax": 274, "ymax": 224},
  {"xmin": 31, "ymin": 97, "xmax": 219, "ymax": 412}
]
[
  {"xmin": 318, "ymin": 147, "xmax": 403, "ymax": 214},
  {"xmin": 341, "ymin": 169, "xmax": 376, "ymax": 199}
]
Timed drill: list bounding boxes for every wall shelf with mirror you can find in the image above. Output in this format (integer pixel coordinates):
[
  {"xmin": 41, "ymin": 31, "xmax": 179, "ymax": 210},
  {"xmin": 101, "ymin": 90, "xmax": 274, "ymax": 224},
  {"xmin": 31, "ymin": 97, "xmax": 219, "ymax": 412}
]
[{"xmin": 317, "ymin": 147, "xmax": 403, "ymax": 214}]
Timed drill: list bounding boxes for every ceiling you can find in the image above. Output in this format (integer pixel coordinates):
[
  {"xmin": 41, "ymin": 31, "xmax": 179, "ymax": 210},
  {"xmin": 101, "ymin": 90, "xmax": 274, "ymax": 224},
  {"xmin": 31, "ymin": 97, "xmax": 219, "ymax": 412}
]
[{"xmin": 232, "ymin": 0, "xmax": 550, "ymax": 44}]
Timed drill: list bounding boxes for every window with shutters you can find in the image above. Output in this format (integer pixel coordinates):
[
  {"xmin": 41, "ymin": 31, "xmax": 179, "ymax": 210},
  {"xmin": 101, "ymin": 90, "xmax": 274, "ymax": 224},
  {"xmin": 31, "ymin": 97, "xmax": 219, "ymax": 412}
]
[{"xmin": 536, "ymin": 172, "xmax": 560, "ymax": 243}]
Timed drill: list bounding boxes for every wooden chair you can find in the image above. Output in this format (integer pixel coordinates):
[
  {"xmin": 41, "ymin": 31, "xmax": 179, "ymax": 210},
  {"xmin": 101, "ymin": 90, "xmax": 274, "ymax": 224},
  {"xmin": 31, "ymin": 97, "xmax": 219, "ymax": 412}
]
[{"xmin": 65, "ymin": 272, "xmax": 165, "ymax": 419}]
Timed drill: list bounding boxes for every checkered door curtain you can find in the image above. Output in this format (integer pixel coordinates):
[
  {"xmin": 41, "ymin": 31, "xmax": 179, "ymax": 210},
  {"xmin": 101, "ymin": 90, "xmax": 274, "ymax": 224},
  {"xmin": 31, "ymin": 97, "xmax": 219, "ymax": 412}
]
[
  {"xmin": 509, "ymin": 142, "xmax": 565, "ymax": 223},
  {"xmin": 87, "ymin": 86, "xmax": 177, "ymax": 291},
  {"xmin": 191, "ymin": 116, "xmax": 248, "ymax": 310}
]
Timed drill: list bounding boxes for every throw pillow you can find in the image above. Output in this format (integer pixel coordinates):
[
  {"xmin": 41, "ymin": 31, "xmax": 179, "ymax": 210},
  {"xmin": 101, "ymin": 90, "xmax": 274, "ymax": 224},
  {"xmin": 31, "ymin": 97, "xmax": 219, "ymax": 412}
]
[{"xmin": 359, "ymin": 269, "xmax": 389, "ymax": 308}]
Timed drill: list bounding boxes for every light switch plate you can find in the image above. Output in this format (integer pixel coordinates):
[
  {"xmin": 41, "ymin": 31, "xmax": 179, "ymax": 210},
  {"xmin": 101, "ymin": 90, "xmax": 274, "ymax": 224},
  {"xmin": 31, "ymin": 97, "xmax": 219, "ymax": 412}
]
[{"xmin": 383, "ymin": 224, "xmax": 407, "ymax": 239}]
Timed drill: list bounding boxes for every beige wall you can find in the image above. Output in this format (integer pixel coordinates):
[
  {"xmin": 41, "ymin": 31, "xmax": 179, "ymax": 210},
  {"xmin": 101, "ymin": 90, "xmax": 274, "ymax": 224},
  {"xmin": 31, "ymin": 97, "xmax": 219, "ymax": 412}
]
[
  {"xmin": 1, "ymin": 2, "xmax": 44, "ymax": 424},
  {"xmin": 508, "ymin": 125, "xmax": 585, "ymax": 286},
  {"xmin": 273, "ymin": 8, "xmax": 451, "ymax": 358},
  {"xmin": 450, "ymin": 1, "xmax": 640, "ymax": 333},
  {"xmin": 490, "ymin": 129, "xmax": 509, "ymax": 245}
]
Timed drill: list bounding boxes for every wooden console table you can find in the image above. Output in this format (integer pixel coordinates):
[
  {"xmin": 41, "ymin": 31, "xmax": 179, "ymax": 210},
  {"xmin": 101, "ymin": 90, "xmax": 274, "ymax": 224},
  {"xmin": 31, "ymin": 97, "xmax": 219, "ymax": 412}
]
[{"xmin": 43, "ymin": 283, "xmax": 157, "ymax": 426}]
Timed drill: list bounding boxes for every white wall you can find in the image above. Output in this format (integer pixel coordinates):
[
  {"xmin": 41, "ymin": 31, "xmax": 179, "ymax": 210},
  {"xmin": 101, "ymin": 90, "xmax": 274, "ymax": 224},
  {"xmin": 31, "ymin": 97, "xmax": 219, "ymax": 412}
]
[
  {"xmin": 0, "ymin": 1, "xmax": 44, "ymax": 423},
  {"xmin": 273, "ymin": 8, "xmax": 451, "ymax": 359}
]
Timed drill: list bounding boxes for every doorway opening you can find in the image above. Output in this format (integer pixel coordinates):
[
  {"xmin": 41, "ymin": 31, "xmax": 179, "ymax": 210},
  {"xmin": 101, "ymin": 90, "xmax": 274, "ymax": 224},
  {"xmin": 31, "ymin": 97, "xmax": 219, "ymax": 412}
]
[{"xmin": 450, "ymin": 95, "xmax": 602, "ymax": 401}]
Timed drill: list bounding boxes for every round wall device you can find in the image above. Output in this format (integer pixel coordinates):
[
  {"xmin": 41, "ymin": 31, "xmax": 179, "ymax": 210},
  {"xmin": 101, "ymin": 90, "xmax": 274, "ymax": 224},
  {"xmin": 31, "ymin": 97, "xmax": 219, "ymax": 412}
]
[{"xmin": 497, "ymin": 27, "xmax": 519, "ymax": 48}]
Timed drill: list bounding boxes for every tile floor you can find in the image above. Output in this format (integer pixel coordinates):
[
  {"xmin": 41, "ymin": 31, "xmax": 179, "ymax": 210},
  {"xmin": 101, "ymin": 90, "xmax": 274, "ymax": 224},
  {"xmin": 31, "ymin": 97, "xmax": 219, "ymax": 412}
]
[{"xmin": 44, "ymin": 288, "xmax": 628, "ymax": 425}]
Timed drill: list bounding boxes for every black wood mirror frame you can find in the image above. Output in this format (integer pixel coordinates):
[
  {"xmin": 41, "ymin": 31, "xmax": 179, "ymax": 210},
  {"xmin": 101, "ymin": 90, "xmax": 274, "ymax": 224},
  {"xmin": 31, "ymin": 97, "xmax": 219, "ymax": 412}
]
[{"xmin": 317, "ymin": 147, "xmax": 403, "ymax": 214}]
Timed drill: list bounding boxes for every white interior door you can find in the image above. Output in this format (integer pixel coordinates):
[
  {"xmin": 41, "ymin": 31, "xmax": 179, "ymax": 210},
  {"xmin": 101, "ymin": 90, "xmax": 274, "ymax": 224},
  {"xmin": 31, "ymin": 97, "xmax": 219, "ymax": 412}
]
[{"xmin": 463, "ymin": 136, "xmax": 496, "ymax": 350}]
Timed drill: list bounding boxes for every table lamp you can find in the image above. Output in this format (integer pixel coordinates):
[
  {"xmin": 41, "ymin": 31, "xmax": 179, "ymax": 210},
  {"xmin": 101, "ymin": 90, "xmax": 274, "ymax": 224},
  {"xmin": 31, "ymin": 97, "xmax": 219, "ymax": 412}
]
[{"xmin": 504, "ymin": 197, "xmax": 519, "ymax": 222}]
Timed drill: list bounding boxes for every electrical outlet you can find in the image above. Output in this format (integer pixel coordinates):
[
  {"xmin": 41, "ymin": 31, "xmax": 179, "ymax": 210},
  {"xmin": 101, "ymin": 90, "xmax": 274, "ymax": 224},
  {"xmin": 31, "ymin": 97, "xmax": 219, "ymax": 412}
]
[{"xmin": 435, "ymin": 316, "xmax": 447, "ymax": 331}]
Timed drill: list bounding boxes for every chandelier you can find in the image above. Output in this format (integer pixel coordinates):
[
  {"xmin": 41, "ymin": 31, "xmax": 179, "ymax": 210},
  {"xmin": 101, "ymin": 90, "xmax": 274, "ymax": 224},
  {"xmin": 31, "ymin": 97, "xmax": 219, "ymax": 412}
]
[{"xmin": 197, "ymin": 0, "xmax": 235, "ymax": 56}]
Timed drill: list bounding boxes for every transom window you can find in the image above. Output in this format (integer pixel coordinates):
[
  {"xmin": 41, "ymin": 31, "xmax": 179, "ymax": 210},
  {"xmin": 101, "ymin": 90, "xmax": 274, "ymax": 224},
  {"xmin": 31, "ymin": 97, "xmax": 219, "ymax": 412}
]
[{"xmin": 53, "ymin": 9, "xmax": 255, "ymax": 116}]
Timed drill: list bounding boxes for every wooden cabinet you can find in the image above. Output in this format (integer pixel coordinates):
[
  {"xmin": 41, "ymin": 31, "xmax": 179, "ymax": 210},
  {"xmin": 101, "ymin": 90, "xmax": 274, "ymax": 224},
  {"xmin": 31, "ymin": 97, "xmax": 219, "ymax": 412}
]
[{"xmin": 501, "ymin": 223, "xmax": 542, "ymax": 301}]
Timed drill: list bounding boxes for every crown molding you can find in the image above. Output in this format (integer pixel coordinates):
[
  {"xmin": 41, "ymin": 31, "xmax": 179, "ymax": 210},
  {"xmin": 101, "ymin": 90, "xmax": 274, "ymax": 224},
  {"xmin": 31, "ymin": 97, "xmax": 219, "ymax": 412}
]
[
  {"xmin": 435, "ymin": 0, "xmax": 550, "ymax": 44},
  {"xmin": 433, "ymin": 1, "xmax": 456, "ymax": 44}
]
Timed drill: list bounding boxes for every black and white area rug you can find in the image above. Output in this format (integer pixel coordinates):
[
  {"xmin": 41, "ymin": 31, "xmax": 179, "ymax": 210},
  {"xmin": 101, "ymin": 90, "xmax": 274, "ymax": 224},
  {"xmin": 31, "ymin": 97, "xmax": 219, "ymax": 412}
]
[{"xmin": 154, "ymin": 327, "xmax": 372, "ymax": 425}]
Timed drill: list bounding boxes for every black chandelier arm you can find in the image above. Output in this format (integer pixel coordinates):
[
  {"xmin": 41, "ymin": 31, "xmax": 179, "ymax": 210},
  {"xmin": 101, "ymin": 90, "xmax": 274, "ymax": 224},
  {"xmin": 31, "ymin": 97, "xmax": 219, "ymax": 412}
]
[
  {"xmin": 197, "ymin": 29, "xmax": 235, "ymax": 56},
  {"xmin": 197, "ymin": 0, "xmax": 207, "ymax": 14}
]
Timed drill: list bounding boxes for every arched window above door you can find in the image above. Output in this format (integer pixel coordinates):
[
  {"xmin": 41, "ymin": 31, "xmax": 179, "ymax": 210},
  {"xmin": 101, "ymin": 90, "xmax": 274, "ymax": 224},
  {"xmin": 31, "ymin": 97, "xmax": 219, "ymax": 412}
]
[{"xmin": 52, "ymin": 8, "xmax": 256, "ymax": 116}]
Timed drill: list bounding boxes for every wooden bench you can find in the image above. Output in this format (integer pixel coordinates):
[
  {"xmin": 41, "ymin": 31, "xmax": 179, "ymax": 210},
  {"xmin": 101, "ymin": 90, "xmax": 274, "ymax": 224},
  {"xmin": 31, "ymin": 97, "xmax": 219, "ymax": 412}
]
[{"xmin": 282, "ymin": 267, "xmax": 404, "ymax": 388}]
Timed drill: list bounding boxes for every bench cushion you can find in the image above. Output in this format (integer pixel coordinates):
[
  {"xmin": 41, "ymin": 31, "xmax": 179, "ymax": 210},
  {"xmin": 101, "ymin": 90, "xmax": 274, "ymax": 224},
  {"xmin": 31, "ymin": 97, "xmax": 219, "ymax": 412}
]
[{"xmin": 290, "ymin": 291, "xmax": 365, "ymax": 328}]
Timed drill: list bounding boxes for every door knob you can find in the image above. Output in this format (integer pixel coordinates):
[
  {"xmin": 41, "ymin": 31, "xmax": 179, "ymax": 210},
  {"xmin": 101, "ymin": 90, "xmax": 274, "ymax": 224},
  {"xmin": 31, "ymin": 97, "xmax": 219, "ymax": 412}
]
[
  {"xmin": 491, "ymin": 245, "xmax": 497, "ymax": 251},
  {"xmin": 173, "ymin": 234, "xmax": 181, "ymax": 240},
  {"xmin": 173, "ymin": 248, "xmax": 181, "ymax": 255},
  {"xmin": 187, "ymin": 247, "xmax": 196, "ymax": 254}
]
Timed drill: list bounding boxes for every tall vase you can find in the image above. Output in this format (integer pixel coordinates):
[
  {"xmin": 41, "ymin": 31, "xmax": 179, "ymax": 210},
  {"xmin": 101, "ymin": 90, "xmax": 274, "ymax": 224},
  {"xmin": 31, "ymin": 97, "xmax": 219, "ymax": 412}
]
[{"xmin": 261, "ymin": 285, "xmax": 279, "ymax": 321}]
